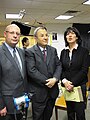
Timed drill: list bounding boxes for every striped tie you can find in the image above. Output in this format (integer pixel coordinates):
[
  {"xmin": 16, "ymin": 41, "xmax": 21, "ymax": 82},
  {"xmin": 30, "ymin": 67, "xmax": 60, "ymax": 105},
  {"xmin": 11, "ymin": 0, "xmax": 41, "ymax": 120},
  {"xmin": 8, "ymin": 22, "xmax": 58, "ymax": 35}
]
[{"xmin": 13, "ymin": 49, "xmax": 22, "ymax": 73}]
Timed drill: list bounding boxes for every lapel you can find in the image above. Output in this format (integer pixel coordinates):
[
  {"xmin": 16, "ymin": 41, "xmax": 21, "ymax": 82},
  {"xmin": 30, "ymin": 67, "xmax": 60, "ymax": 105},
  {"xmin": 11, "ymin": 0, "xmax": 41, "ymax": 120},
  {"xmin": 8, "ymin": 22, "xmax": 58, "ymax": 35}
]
[
  {"xmin": 2, "ymin": 43, "xmax": 17, "ymax": 68},
  {"xmin": 34, "ymin": 44, "xmax": 52, "ymax": 65},
  {"xmin": 65, "ymin": 49, "xmax": 76, "ymax": 67},
  {"xmin": 46, "ymin": 45, "xmax": 52, "ymax": 65},
  {"xmin": 2, "ymin": 43, "xmax": 24, "ymax": 77},
  {"xmin": 34, "ymin": 44, "xmax": 44, "ymax": 60},
  {"xmin": 16, "ymin": 47, "xmax": 25, "ymax": 78},
  {"xmin": 16, "ymin": 47, "xmax": 24, "ymax": 68},
  {"xmin": 66, "ymin": 49, "xmax": 70, "ymax": 65}
]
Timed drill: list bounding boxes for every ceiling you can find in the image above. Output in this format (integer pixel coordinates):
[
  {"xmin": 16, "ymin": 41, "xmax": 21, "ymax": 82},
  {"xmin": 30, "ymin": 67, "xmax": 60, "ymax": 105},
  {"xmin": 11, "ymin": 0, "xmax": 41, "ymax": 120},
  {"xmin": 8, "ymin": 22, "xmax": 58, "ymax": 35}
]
[{"xmin": 0, "ymin": 0, "xmax": 90, "ymax": 30}]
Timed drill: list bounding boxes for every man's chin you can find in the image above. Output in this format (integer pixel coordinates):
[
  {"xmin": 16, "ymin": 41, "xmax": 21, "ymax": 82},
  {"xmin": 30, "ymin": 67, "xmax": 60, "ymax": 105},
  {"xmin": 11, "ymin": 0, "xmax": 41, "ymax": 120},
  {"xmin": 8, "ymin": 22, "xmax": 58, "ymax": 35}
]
[{"xmin": 13, "ymin": 42, "xmax": 18, "ymax": 45}]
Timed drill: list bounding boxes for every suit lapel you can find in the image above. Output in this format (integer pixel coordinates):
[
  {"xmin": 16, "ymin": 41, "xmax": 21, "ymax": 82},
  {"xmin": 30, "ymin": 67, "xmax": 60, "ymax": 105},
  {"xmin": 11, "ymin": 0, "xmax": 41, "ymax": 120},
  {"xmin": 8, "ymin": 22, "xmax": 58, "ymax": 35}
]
[
  {"xmin": 34, "ymin": 44, "xmax": 52, "ymax": 65},
  {"xmin": 2, "ymin": 43, "xmax": 17, "ymax": 67},
  {"xmin": 46, "ymin": 46, "xmax": 51, "ymax": 65},
  {"xmin": 34, "ymin": 44, "xmax": 49, "ymax": 76},
  {"xmin": 2, "ymin": 43, "xmax": 23, "ymax": 77},
  {"xmin": 16, "ymin": 48, "xmax": 25, "ymax": 78},
  {"xmin": 34, "ymin": 44, "xmax": 44, "ymax": 61}
]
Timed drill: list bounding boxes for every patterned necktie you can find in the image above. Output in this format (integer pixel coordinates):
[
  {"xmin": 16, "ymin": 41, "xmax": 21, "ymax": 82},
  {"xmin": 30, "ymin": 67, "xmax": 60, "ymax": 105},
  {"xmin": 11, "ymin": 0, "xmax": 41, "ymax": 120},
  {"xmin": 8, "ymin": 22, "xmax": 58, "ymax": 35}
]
[
  {"xmin": 13, "ymin": 49, "xmax": 22, "ymax": 73},
  {"xmin": 42, "ymin": 49, "xmax": 46, "ymax": 62}
]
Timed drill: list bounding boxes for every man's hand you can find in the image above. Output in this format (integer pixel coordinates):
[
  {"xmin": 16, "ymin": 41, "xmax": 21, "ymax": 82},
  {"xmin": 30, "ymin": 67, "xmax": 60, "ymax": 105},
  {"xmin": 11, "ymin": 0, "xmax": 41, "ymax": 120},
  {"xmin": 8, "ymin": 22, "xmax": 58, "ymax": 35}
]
[
  {"xmin": 64, "ymin": 81, "xmax": 74, "ymax": 92},
  {"xmin": 0, "ymin": 107, "xmax": 7, "ymax": 116},
  {"xmin": 45, "ymin": 78, "xmax": 57, "ymax": 88}
]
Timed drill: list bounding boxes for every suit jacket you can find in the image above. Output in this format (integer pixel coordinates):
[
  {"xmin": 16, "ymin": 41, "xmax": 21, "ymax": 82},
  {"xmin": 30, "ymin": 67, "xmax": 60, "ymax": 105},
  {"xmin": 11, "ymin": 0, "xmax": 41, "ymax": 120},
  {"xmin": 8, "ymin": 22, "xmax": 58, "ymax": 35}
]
[
  {"xmin": 0, "ymin": 43, "xmax": 27, "ymax": 113},
  {"xmin": 25, "ymin": 44, "xmax": 62, "ymax": 102},
  {"xmin": 60, "ymin": 46, "xmax": 89, "ymax": 101}
]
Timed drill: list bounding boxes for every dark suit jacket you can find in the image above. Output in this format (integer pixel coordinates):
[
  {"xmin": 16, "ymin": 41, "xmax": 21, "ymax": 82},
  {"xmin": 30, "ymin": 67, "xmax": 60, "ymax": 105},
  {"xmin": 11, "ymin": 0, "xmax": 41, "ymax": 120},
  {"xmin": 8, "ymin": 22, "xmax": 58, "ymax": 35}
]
[
  {"xmin": 25, "ymin": 44, "xmax": 62, "ymax": 102},
  {"xmin": 60, "ymin": 46, "xmax": 89, "ymax": 101},
  {"xmin": 0, "ymin": 43, "xmax": 27, "ymax": 114}
]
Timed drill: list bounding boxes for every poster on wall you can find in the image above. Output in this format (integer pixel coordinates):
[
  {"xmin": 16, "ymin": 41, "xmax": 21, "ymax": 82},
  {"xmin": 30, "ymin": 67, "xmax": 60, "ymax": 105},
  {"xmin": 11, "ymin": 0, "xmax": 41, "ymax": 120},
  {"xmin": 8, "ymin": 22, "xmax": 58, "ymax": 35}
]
[
  {"xmin": 48, "ymin": 33, "xmax": 58, "ymax": 45},
  {"xmin": 52, "ymin": 33, "xmax": 57, "ymax": 41}
]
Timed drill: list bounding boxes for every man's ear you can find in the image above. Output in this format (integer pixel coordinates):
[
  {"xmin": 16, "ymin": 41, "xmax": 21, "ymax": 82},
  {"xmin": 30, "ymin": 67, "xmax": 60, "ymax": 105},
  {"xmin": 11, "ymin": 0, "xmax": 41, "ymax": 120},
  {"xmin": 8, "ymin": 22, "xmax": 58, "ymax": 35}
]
[
  {"xmin": 4, "ymin": 31, "xmax": 7, "ymax": 38},
  {"xmin": 34, "ymin": 36, "xmax": 38, "ymax": 41}
]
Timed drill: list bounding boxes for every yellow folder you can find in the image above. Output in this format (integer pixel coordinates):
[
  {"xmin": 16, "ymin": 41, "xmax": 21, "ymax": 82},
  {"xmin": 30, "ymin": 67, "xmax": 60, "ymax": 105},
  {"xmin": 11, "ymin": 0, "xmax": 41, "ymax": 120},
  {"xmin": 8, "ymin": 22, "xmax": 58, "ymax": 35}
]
[{"xmin": 61, "ymin": 86, "xmax": 83, "ymax": 102}]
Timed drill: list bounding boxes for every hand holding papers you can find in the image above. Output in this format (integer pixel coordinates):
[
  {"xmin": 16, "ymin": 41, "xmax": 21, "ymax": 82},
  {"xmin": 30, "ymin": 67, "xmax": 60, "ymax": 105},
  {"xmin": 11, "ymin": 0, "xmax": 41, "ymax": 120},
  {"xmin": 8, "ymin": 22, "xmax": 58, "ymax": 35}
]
[{"xmin": 62, "ymin": 86, "xmax": 83, "ymax": 102}]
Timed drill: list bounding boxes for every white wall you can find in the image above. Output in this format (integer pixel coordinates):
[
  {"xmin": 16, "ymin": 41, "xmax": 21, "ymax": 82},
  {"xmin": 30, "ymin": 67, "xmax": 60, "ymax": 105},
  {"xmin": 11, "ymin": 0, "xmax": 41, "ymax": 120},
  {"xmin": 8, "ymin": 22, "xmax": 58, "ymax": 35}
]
[{"xmin": 46, "ymin": 23, "xmax": 72, "ymax": 57}]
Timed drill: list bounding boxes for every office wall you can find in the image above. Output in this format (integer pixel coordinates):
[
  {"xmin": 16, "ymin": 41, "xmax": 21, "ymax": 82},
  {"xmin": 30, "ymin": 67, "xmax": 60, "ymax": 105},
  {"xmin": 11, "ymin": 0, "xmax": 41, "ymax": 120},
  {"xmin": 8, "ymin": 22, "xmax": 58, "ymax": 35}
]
[
  {"xmin": 46, "ymin": 23, "xmax": 72, "ymax": 57},
  {"xmin": 0, "ymin": 26, "xmax": 6, "ymax": 37}
]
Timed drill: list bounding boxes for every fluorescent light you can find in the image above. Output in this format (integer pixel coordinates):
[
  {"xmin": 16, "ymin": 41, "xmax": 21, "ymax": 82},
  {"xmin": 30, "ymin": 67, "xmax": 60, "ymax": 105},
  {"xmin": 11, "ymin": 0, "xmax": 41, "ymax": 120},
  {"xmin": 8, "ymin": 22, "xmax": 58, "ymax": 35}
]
[
  {"xmin": 55, "ymin": 15, "xmax": 74, "ymax": 20},
  {"xmin": 83, "ymin": 0, "xmax": 90, "ymax": 5},
  {"xmin": 24, "ymin": 22, "xmax": 29, "ymax": 24},
  {"xmin": 6, "ymin": 14, "xmax": 23, "ymax": 19}
]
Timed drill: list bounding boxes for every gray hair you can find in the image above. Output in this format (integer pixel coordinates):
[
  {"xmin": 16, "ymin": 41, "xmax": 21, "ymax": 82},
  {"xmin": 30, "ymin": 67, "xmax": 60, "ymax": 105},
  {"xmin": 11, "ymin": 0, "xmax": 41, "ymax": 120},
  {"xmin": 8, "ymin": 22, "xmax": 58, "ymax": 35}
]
[{"xmin": 34, "ymin": 26, "xmax": 47, "ymax": 37}]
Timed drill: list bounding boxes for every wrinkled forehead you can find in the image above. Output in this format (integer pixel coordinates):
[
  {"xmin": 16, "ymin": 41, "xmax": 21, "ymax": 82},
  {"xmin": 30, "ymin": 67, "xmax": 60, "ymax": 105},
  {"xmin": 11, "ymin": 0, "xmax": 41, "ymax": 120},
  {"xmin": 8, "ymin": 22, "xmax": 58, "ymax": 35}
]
[{"xmin": 5, "ymin": 24, "xmax": 20, "ymax": 32}]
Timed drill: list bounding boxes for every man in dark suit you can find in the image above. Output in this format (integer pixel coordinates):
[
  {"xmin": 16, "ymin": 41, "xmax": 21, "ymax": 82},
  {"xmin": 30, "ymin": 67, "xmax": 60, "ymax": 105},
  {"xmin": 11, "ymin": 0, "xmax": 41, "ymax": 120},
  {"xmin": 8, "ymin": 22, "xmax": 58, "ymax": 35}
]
[
  {"xmin": 0, "ymin": 24, "xmax": 27, "ymax": 120},
  {"xmin": 25, "ymin": 26, "xmax": 62, "ymax": 120}
]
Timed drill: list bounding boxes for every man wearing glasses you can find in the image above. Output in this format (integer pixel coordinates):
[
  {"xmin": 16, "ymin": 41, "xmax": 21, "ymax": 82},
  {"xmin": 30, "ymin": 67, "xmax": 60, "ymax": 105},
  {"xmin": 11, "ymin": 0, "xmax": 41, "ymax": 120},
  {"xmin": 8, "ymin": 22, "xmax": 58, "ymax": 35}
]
[{"xmin": 0, "ymin": 24, "xmax": 27, "ymax": 120}]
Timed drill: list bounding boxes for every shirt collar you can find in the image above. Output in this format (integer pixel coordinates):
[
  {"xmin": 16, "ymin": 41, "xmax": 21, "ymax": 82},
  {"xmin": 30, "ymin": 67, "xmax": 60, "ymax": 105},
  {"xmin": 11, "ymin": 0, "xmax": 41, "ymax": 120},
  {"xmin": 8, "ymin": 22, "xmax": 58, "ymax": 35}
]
[
  {"xmin": 39, "ymin": 46, "xmax": 47, "ymax": 51},
  {"xmin": 5, "ymin": 42, "xmax": 14, "ymax": 52},
  {"xmin": 65, "ymin": 44, "xmax": 78, "ymax": 50},
  {"xmin": 4, "ymin": 42, "xmax": 17, "ymax": 57}
]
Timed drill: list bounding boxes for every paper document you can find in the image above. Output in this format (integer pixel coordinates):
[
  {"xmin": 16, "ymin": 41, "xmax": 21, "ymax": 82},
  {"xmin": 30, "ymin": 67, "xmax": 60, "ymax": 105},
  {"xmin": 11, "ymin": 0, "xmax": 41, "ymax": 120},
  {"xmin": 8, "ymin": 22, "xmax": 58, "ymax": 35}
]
[{"xmin": 61, "ymin": 86, "xmax": 83, "ymax": 102}]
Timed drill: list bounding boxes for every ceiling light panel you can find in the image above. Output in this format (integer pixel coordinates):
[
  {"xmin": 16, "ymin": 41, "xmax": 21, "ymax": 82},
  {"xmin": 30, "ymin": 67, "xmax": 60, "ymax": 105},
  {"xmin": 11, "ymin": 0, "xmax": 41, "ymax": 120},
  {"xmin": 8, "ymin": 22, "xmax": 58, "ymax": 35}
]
[
  {"xmin": 55, "ymin": 15, "xmax": 74, "ymax": 20},
  {"xmin": 83, "ymin": 0, "xmax": 90, "ymax": 5},
  {"xmin": 5, "ymin": 14, "xmax": 23, "ymax": 19}
]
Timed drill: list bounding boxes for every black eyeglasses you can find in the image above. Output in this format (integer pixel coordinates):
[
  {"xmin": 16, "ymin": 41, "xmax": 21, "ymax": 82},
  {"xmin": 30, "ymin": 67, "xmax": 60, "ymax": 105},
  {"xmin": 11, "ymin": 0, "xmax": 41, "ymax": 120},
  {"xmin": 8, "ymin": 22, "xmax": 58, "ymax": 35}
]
[{"xmin": 6, "ymin": 31, "xmax": 21, "ymax": 36}]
